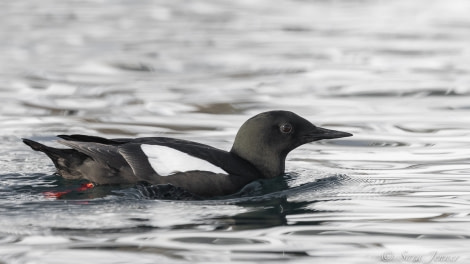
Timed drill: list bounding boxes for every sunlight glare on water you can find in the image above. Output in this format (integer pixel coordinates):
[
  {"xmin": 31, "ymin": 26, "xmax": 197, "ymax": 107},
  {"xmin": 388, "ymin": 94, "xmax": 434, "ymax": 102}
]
[{"xmin": 2, "ymin": 0, "xmax": 470, "ymax": 263}]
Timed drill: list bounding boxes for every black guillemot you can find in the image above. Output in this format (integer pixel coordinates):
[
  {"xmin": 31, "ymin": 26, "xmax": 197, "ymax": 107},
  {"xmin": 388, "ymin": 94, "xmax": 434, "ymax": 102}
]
[{"xmin": 23, "ymin": 110, "xmax": 352, "ymax": 197}]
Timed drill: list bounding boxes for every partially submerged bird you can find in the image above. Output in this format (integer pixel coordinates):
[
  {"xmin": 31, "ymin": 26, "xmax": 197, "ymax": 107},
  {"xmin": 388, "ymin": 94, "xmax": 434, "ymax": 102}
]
[{"xmin": 23, "ymin": 110, "xmax": 352, "ymax": 197}]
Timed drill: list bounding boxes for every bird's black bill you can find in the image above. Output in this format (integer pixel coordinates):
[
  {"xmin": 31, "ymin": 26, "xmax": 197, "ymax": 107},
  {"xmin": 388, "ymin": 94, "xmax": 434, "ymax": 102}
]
[{"xmin": 303, "ymin": 126, "xmax": 352, "ymax": 142}]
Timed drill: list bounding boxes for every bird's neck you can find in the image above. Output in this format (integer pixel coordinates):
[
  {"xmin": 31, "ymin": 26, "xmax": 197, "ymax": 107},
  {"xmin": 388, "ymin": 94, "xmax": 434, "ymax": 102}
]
[
  {"xmin": 260, "ymin": 158, "xmax": 285, "ymax": 178},
  {"xmin": 231, "ymin": 148, "xmax": 286, "ymax": 179}
]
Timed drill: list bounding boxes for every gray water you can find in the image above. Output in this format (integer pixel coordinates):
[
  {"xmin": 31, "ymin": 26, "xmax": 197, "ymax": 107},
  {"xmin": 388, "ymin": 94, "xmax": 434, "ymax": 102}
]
[{"xmin": 2, "ymin": 0, "xmax": 470, "ymax": 263}]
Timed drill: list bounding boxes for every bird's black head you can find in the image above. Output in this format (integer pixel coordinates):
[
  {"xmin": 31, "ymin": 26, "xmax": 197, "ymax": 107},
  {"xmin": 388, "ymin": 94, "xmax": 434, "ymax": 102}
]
[{"xmin": 230, "ymin": 110, "xmax": 352, "ymax": 178}]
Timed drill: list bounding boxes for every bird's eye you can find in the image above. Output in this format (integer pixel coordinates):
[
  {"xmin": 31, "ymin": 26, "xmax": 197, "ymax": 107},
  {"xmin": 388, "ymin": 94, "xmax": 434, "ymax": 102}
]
[{"xmin": 280, "ymin": 123, "xmax": 293, "ymax": 134}]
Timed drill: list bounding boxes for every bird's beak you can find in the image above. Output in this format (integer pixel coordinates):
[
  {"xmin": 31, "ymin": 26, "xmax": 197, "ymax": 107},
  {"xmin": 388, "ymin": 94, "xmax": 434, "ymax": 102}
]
[{"xmin": 302, "ymin": 126, "xmax": 352, "ymax": 143}]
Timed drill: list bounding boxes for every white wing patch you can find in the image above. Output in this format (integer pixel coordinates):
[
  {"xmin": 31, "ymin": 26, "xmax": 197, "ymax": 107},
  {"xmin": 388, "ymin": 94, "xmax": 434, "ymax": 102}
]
[{"xmin": 141, "ymin": 145, "xmax": 227, "ymax": 176}]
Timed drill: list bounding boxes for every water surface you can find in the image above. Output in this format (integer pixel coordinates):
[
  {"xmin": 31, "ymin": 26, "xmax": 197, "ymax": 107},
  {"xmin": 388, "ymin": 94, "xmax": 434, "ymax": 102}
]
[{"xmin": 2, "ymin": 0, "xmax": 470, "ymax": 263}]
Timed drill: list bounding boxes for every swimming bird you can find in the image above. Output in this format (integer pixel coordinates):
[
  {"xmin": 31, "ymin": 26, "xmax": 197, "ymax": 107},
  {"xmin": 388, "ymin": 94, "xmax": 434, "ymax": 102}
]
[{"xmin": 22, "ymin": 110, "xmax": 352, "ymax": 197}]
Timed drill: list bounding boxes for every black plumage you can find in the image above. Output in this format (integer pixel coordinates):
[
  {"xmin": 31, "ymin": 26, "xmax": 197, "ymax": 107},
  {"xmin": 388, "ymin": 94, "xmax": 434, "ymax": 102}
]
[{"xmin": 23, "ymin": 110, "xmax": 352, "ymax": 197}]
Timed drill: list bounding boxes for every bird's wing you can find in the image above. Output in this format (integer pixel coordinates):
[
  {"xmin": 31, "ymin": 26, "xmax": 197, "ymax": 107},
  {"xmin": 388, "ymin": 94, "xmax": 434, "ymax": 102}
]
[
  {"xmin": 118, "ymin": 137, "xmax": 230, "ymax": 178},
  {"xmin": 117, "ymin": 143, "xmax": 160, "ymax": 182},
  {"xmin": 57, "ymin": 138, "xmax": 128, "ymax": 169},
  {"xmin": 58, "ymin": 134, "xmax": 130, "ymax": 145},
  {"xmin": 122, "ymin": 137, "xmax": 261, "ymax": 179},
  {"xmin": 58, "ymin": 136, "xmax": 260, "ymax": 182}
]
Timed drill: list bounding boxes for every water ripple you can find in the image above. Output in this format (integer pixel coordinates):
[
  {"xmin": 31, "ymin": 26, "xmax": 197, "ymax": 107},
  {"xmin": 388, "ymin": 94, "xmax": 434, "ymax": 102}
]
[{"xmin": 3, "ymin": 0, "xmax": 470, "ymax": 262}]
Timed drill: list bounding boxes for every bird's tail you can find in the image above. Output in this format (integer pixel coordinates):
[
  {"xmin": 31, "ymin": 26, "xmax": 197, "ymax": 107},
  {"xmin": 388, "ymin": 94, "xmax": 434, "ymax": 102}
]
[
  {"xmin": 22, "ymin": 138, "xmax": 89, "ymax": 179},
  {"xmin": 23, "ymin": 138, "xmax": 48, "ymax": 151},
  {"xmin": 23, "ymin": 138, "xmax": 63, "ymax": 160}
]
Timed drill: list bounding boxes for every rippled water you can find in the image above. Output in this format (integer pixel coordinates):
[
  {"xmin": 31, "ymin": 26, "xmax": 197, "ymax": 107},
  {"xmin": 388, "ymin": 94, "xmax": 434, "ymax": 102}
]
[{"xmin": 2, "ymin": 0, "xmax": 470, "ymax": 263}]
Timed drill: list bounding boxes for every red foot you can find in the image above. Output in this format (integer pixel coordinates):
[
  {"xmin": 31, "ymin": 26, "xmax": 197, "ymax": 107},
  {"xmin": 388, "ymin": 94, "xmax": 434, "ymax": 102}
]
[
  {"xmin": 77, "ymin": 182, "xmax": 95, "ymax": 191},
  {"xmin": 43, "ymin": 191, "xmax": 70, "ymax": 199},
  {"xmin": 43, "ymin": 182, "xmax": 95, "ymax": 199}
]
